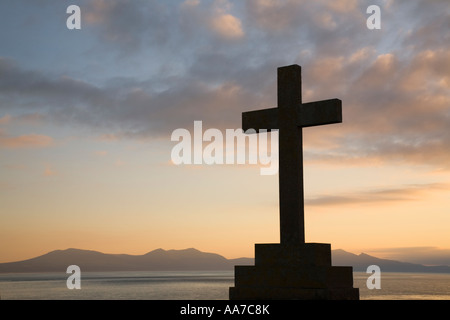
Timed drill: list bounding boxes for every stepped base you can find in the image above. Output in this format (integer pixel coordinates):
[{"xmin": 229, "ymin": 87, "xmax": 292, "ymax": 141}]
[{"xmin": 229, "ymin": 243, "xmax": 359, "ymax": 300}]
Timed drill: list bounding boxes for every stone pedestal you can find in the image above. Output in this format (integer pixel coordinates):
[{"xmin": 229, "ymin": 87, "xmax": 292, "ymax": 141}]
[{"xmin": 229, "ymin": 243, "xmax": 359, "ymax": 300}]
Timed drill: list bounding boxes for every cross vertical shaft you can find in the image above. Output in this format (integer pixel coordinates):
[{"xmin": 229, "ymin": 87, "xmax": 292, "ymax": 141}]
[
  {"xmin": 277, "ymin": 65, "xmax": 304, "ymax": 245},
  {"xmin": 241, "ymin": 64, "xmax": 342, "ymax": 247}
]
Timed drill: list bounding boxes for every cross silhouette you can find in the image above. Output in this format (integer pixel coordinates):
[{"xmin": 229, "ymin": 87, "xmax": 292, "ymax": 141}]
[{"xmin": 242, "ymin": 65, "xmax": 342, "ymax": 245}]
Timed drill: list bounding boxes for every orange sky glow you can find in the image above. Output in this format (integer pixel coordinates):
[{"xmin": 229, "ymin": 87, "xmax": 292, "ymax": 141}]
[{"xmin": 0, "ymin": 0, "xmax": 449, "ymax": 265}]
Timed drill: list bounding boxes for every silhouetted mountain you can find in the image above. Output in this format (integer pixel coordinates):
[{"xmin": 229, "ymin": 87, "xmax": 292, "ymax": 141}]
[
  {"xmin": 0, "ymin": 248, "xmax": 449, "ymax": 273},
  {"xmin": 0, "ymin": 248, "xmax": 254, "ymax": 273},
  {"xmin": 332, "ymin": 249, "xmax": 450, "ymax": 273}
]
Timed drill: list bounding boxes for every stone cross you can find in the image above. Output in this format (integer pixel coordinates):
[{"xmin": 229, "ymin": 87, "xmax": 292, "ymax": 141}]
[{"xmin": 242, "ymin": 64, "xmax": 342, "ymax": 245}]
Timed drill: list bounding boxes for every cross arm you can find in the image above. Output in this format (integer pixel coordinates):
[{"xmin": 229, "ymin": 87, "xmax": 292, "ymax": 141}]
[
  {"xmin": 298, "ymin": 99, "xmax": 342, "ymax": 128},
  {"xmin": 242, "ymin": 107, "xmax": 279, "ymax": 133}
]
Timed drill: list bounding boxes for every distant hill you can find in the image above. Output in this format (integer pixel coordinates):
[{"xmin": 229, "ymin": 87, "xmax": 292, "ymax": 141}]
[
  {"xmin": 0, "ymin": 248, "xmax": 253, "ymax": 273},
  {"xmin": 332, "ymin": 249, "xmax": 450, "ymax": 273},
  {"xmin": 0, "ymin": 247, "xmax": 449, "ymax": 273}
]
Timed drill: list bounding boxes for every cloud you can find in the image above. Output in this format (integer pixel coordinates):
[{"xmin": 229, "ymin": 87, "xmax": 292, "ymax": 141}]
[
  {"xmin": 179, "ymin": 0, "xmax": 245, "ymax": 42},
  {"xmin": 210, "ymin": 13, "xmax": 244, "ymax": 40},
  {"xmin": 301, "ymin": 44, "xmax": 450, "ymax": 169},
  {"xmin": 114, "ymin": 159, "xmax": 125, "ymax": 167},
  {"xmin": 97, "ymin": 133, "xmax": 120, "ymax": 142},
  {"xmin": 83, "ymin": 0, "xmax": 171, "ymax": 50},
  {"xmin": 81, "ymin": 0, "xmax": 245, "ymax": 55},
  {"xmin": 0, "ymin": 57, "xmax": 105, "ymax": 111},
  {"xmin": 326, "ymin": 0, "xmax": 358, "ymax": 13},
  {"xmin": 0, "ymin": 56, "xmax": 262, "ymax": 137},
  {"xmin": 0, "ymin": 129, "xmax": 53, "ymax": 149},
  {"xmin": 306, "ymin": 183, "xmax": 450, "ymax": 207},
  {"xmin": 182, "ymin": 0, "xmax": 200, "ymax": 7},
  {"xmin": 244, "ymin": 0, "xmax": 304, "ymax": 33},
  {"xmin": 0, "ymin": 1, "xmax": 448, "ymax": 171},
  {"xmin": 43, "ymin": 164, "xmax": 58, "ymax": 177},
  {"xmin": 0, "ymin": 114, "xmax": 11, "ymax": 125},
  {"xmin": 94, "ymin": 150, "xmax": 108, "ymax": 156}
]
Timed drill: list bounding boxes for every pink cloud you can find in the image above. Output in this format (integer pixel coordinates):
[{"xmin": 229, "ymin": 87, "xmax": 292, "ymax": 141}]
[
  {"xmin": 0, "ymin": 114, "xmax": 11, "ymax": 125},
  {"xmin": 210, "ymin": 13, "xmax": 244, "ymax": 39},
  {"xmin": 0, "ymin": 129, "xmax": 53, "ymax": 149},
  {"xmin": 43, "ymin": 165, "xmax": 58, "ymax": 177}
]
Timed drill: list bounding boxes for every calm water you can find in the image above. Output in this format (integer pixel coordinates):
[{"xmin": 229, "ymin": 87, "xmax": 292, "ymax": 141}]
[{"xmin": 0, "ymin": 271, "xmax": 449, "ymax": 300}]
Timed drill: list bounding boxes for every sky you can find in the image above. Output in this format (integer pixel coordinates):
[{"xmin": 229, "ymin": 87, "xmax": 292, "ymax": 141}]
[{"xmin": 0, "ymin": 0, "xmax": 449, "ymax": 265}]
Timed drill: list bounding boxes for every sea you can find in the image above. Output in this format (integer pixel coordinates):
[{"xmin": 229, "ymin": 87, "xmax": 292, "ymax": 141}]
[{"xmin": 0, "ymin": 271, "xmax": 450, "ymax": 300}]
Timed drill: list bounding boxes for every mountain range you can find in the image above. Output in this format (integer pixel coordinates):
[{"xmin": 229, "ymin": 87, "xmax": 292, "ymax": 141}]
[{"xmin": 0, "ymin": 247, "xmax": 449, "ymax": 273}]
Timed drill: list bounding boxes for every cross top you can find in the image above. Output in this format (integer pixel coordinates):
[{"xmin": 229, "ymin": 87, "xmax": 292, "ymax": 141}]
[{"xmin": 242, "ymin": 65, "xmax": 342, "ymax": 245}]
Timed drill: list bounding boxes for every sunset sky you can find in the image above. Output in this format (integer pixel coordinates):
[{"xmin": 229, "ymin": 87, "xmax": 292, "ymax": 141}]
[{"xmin": 1, "ymin": 0, "xmax": 449, "ymax": 265}]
